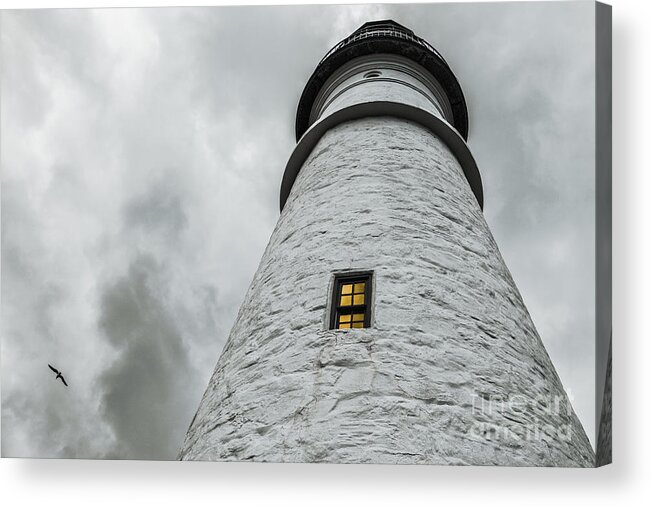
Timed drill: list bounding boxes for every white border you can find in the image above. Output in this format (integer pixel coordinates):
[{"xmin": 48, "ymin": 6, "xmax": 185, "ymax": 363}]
[{"xmin": 1, "ymin": 0, "xmax": 649, "ymax": 505}]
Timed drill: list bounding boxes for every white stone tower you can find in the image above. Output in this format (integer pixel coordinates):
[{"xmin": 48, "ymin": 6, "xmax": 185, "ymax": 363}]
[{"xmin": 179, "ymin": 20, "xmax": 594, "ymax": 466}]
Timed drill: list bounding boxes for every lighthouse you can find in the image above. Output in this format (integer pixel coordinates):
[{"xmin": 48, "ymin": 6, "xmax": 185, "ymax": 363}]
[{"xmin": 179, "ymin": 20, "xmax": 594, "ymax": 466}]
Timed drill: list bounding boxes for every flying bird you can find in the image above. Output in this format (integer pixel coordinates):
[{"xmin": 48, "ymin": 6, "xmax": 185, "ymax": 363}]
[{"xmin": 48, "ymin": 364, "xmax": 68, "ymax": 387}]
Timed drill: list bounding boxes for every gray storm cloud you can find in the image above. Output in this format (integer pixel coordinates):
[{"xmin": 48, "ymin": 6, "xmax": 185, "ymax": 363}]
[
  {"xmin": 1, "ymin": 2, "xmax": 596, "ymax": 459},
  {"xmin": 97, "ymin": 255, "xmax": 197, "ymax": 460}
]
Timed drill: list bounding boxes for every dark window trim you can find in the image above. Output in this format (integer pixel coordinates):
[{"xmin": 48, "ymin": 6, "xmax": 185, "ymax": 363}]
[{"xmin": 329, "ymin": 272, "xmax": 373, "ymax": 330}]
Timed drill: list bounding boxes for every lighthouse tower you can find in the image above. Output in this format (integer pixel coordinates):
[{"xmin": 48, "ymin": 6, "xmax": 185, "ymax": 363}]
[{"xmin": 180, "ymin": 20, "xmax": 594, "ymax": 466}]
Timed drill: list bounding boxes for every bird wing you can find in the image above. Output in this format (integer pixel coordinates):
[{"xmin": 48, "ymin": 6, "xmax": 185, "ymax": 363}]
[
  {"xmin": 48, "ymin": 364, "xmax": 59, "ymax": 374},
  {"xmin": 60, "ymin": 376, "xmax": 68, "ymax": 387}
]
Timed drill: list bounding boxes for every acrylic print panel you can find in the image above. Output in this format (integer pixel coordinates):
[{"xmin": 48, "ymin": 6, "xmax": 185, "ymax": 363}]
[{"xmin": 1, "ymin": 1, "xmax": 611, "ymax": 466}]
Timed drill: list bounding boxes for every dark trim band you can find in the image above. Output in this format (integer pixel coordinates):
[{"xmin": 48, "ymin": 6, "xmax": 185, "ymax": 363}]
[
  {"xmin": 280, "ymin": 101, "xmax": 484, "ymax": 211},
  {"xmin": 295, "ymin": 34, "xmax": 469, "ymax": 141}
]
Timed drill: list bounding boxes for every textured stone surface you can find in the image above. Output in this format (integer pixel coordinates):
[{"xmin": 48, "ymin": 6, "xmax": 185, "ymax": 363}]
[
  {"xmin": 596, "ymin": 337, "xmax": 612, "ymax": 466},
  {"xmin": 179, "ymin": 117, "xmax": 593, "ymax": 466}
]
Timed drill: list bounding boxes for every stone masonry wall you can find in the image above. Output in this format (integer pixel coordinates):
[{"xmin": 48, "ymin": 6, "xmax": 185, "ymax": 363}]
[
  {"xmin": 596, "ymin": 337, "xmax": 612, "ymax": 466},
  {"xmin": 179, "ymin": 117, "xmax": 594, "ymax": 466}
]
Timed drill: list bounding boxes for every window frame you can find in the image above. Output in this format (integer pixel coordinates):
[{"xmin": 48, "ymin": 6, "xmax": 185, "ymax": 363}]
[{"xmin": 329, "ymin": 272, "xmax": 373, "ymax": 330}]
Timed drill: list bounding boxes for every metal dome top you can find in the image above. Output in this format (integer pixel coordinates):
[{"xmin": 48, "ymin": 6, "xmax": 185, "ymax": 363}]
[{"xmin": 295, "ymin": 20, "xmax": 469, "ymax": 141}]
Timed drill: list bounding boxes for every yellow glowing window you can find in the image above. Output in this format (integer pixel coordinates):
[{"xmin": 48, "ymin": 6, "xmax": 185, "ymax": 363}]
[{"xmin": 330, "ymin": 273, "xmax": 372, "ymax": 329}]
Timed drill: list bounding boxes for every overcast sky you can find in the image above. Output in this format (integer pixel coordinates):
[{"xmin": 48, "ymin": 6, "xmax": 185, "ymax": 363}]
[{"xmin": 1, "ymin": 1, "xmax": 596, "ymax": 459}]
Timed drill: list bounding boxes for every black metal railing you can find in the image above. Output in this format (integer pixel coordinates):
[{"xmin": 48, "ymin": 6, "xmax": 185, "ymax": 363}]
[{"xmin": 319, "ymin": 22, "xmax": 443, "ymax": 65}]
